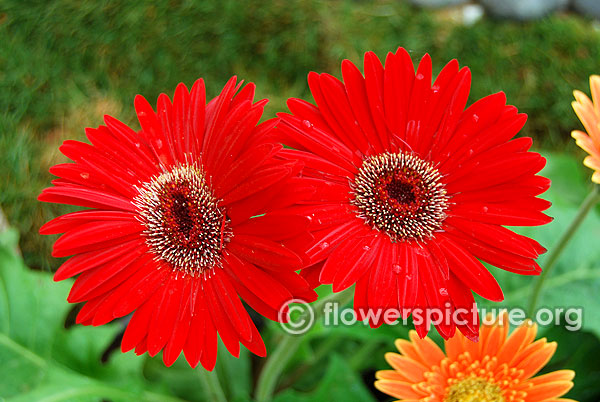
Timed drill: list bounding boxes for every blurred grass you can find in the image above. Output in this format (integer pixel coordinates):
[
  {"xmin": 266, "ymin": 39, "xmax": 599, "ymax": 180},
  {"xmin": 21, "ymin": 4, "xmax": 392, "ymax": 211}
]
[{"xmin": 1, "ymin": 0, "xmax": 600, "ymax": 269}]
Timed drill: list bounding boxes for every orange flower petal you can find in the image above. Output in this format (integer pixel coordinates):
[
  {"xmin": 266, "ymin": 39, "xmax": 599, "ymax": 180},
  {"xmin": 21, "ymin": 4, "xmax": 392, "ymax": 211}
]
[
  {"xmin": 573, "ymin": 99, "xmax": 600, "ymax": 144},
  {"xmin": 542, "ymin": 399, "xmax": 578, "ymax": 402},
  {"xmin": 571, "ymin": 76, "xmax": 600, "ymax": 183},
  {"xmin": 573, "ymin": 89, "xmax": 593, "ymax": 109},
  {"xmin": 376, "ymin": 369, "xmax": 407, "ymax": 381},
  {"xmin": 481, "ymin": 317, "xmax": 507, "ymax": 358},
  {"xmin": 374, "ymin": 379, "xmax": 424, "ymax": 399},
  {"xmin": 395, "ymin": 337, "xmax": 426, "ymax": 365},
  {"xmin": 408, "ymin": 330, "xmax": 445, "ymax": 367},
  {"xmin": 497, "ymin": 320, "xmax": 536, "ymax": 365},
  {"xmin": 528, "ymin": 370, "xmax": 575, "ymax": 386},
  {"xmin": 384, "ymin": 352, "xmax": 429, "ymax": 382},
  {"xmin": 460, "ymin": 330, "xmax": 481, "ymax": 360},
  {"xmin": 516, "ymin": 341, "xmax": 557, "ymax": 379},
  {"xmin": 584, "ymin": 155, "xmax": 600, "ymax": 171},
  {"xmin": 571, "ymin": 130, "xmax": 599, "ymax": 157},
  {"xmin": 444, "ymin": 334, "xmax": 463, "ymax": 361},
  {"xmin": 590, "ymin": 75, "xmax": 600, "ymax": 112},
  {"xmin": 525, "ymin": 380, "xmax": 574, "ymax": 402}
]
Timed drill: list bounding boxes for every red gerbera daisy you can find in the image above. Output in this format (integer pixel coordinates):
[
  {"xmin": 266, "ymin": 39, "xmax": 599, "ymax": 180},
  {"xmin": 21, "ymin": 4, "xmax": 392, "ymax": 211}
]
[
  {"xmin": 39, "ymin": 77, "xmax": 317, "ymax": 369},
  {"xmin": 276, "ymin": 48, "xmax": 551, "ymax": 340}
]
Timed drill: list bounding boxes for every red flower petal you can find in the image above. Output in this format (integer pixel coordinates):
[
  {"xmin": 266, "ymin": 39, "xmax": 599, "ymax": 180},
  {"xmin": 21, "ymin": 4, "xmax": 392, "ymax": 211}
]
[
  {"xmin": 223, "ymin": 253, "xmax": 292, "ymax": 311},
  {"xmin": 39, "ymin": 185, "xmax": 137, "ymax": 212},
  {"xmin": 437, "ymin": 234, "xmax": 504, "ymax": 302},
  {"xmin": 366, "ymin": 240, "xmax": 397, "ymax": 310},
  {"xmin": 395, "ymin": 242, "xmax": 419, "ymax": 311},
  {"xmin": 52, "ymin": 220, "xmax": 142, "ymax": 257},
  {"xmin": 205, "ymin": 271, "xmax": 253, "ymax": 343},
  {"xmin": 147, "ymin": 275, "xmax": 186, "ymax": 356},
  {"xmin": 325, "ymin": 234, "xmax": 380, "ymax": 292},
  {"xmin": 228, "ymin": 234, "xmax": 303, "ymax": 271},
  {"xmin": 53, "ymin": 239, "xmax": 142, "ymax": 282},
  {"xmin": 67, "ymin": 246, "xmax": 148, "ymax": 303}
]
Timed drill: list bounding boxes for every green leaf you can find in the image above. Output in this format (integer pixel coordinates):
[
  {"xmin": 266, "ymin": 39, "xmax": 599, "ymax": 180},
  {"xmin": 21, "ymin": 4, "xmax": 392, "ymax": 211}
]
[
  {"xmin": 273, "ymin": 355, "xmax": 376, "ymax": 402},
  {"xmin": 0, "ymin": 229, "xmax": 181, "ymax": 401}
]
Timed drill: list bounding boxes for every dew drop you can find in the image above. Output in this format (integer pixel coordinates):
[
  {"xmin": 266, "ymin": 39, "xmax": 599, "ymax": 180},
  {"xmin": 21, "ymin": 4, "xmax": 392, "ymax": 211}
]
[
  {"xmin": 482, "ymin": 206, "xmax": 489, "ymax": 213},
  {"xmin": 362, "ymin": 245, "xmax": 371, "ymax": 251},
  {"xmin": 439, "ymin": 287, "xmax": 448, "ymax": 296},
  {"xmin": 432, "ymin": 85, "xmax": 440, "ymax": 93},
  {"xmin": 416, "ymin": 73, "xmax": 425, "ymax": 80},
  {"xmin": 302, "ymin": 119, "xmax": 313, "ymax": 129},
  {"xmin": 472, "ymin": 114, "xmax": 479, "ymax": 123},
  {"xmin": 155, "ymin": 139, "xmax": 163, "ymax": 149},
  {"xmin": 392, "ymin": 264, "xmax": 402, "ymax": 274},
  {"xmin": 320, "ymin": 242, "xmax": 330, "ymax": 250},
  {"xmin": 80, "ymin": 172, "xmax": 90, "ymax": 180},
  {"xmin": 406, "ymin": 274, "xmax": 412, "ymax": 281}
]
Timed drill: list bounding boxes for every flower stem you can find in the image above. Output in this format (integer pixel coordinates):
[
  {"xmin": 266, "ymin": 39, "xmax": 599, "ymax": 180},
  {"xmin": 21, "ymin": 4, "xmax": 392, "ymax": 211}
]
[
  {"xmin": 254, "ymin": 287, "xmax": 355, "ymax": 401},
  {"xmin": 197, "ymin": 367, "xmax": 227, "ymax": 402},
  {"xmin": 277, "ymin": 336, "xmax": 342, "ymax": 390},
  {"xmin": 527, "ymin": 184, "xmax": 600, "ymax": 317}
]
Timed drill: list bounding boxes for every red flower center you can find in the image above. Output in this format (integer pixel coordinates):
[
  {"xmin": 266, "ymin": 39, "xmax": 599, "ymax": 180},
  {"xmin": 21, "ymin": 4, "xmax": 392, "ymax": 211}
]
[
  {"xmin": 352, "ymin": 152, "xmax": 449, "ymax": 242},
  {"xmin": 374, "ymin": 169, "xmax": 429, "ymax": 215},
  {"xmin": 134, "ymin": 164, "xmax": 231, "ymax": 276}
]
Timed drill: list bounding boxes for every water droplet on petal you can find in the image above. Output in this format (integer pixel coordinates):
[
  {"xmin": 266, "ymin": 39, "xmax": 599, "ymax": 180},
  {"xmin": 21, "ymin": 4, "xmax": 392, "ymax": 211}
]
[
  {"xmin": 416, "ymin": 73, "xmax": 425, "ymax": 80},
  {"xmin": 432, "ymin": 85, "xmax": 440, "ymax": 93},
  {"xmin": 406, "ymin": 274, "xmax": 412, "ymax": 281},
  {"xmin": 439, "ymin": 287, "xmax": 448, "ymax": 296},
  {"xmin": 80, "ymin": 172, "xmax": 90, "ymax": 180},
  {"xmin": 472, "ymin": 114, "xmax": 479, "ymax": 123},
  {"xmin": 482, "ymin": 206, "xmax": 489, "ymax": 213},
  {"xmin": 320, "ymin": 242, "xmax": 329, "ymax": 250},
  {"xmin": 302, "ymin": 119, "xmax": 313, "ymax": 129},
  {"xmin": 392, "ymin": 264, "xmax": 402, "ymax": 274}
]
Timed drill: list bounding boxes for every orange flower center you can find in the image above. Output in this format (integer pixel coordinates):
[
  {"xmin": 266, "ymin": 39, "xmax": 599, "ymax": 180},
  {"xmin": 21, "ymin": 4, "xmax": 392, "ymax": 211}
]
[
  {"xmin": 134, "ymin": 164, "xmax": 231, "ymax": 276},
  {"xmin": 352, "ymin": 152, "xmax": 449, "ymax": 241},
  {"xmin": 445, "ymin": 377, "xmax": 505, "ymax": 402}
]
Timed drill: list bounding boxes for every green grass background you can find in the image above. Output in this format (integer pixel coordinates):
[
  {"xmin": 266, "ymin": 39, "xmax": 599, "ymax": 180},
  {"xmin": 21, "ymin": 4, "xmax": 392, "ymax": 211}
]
[{"xmin": 1, "ymin": 1, "xmax": 600, "ymax": 401}]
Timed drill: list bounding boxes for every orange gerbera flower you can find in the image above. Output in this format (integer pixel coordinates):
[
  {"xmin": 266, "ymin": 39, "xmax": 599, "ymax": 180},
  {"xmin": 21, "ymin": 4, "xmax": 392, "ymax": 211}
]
[
  {"xmin": 572, "ymin": 75, "xmax": 600, "ymax": 184},
  {"xmin": 375, "ymin": 313, "xmax": 575, "ymax": 402}
]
